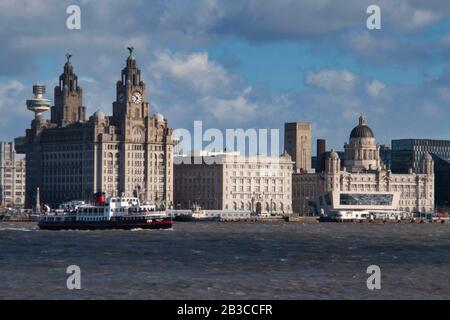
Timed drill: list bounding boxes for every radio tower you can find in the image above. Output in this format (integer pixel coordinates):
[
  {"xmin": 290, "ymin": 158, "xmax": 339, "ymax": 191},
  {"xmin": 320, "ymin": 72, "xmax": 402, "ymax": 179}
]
[{"xmin": 26, "ymin": 84, "xmax": 51, "ymax": 121}]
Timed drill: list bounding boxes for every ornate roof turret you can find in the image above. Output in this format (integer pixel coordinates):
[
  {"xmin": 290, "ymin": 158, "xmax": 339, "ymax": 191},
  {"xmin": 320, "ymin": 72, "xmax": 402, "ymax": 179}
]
[
  {"xmin": 329, "ymin": 149, "xmax": 339, "ymax": 160},
  {"xmin": 350, "ymin": 114, "xmax": 374, "ymax": 139},
  {"xmin": 121, "ymin": 46, "xmax": 142, "ymax": 86},
  {"xmin": 422, "ymin": 152, "xmax": 433, "ymax": 162},
  {"xmin": 51, "ymin": 54, "xmax": 86, "ymax": 126}
]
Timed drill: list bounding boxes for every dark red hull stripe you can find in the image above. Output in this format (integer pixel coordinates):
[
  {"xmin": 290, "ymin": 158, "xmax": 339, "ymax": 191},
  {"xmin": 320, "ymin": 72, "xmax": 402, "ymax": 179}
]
[{"xmin": 38, "ymin": 218, "xmax": 172, "ymax": 230}]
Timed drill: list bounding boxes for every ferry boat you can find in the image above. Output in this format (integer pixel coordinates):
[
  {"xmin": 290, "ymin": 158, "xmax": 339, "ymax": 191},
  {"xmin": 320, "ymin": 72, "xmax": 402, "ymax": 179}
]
[{"xmin": 38, "ymin": 196, "xmax": 171, "ymax": 230}]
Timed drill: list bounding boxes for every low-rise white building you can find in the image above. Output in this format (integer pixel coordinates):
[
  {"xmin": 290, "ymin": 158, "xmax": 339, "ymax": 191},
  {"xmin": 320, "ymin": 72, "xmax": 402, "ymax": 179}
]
[{"xmin": 174, "ymin": 151, "xmax": 293, "ymax": 214}]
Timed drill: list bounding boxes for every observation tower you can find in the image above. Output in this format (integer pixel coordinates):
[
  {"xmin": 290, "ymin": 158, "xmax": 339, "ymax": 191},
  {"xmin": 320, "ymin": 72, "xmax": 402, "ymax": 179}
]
[{"xmin": 26, "ymin": 84, "xmax": 51, "ymax": 120}]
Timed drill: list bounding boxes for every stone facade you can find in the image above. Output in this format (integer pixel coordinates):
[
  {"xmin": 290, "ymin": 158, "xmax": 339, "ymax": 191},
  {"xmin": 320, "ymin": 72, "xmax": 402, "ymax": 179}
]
[
  {"xmin": 174, "ymin": 151, "xmax": 293, "ymax": 214},
  {"xmin": 17, "ymin": 52, "xmax": 174, "ymax": 208},
  {"xmin": 0, "ymin": 142, "xmax": 26, "ymax": 208},
  {"xmin": 292, "ymin": 115, "xmax": 435, "ymax": 214},
  {"xmin": 284, "ymin": 122, "xmax": 312, "ymax": 173},
  {"xmin": 292, "ymin": 173, "xmax": 322, "ymax": 214}
]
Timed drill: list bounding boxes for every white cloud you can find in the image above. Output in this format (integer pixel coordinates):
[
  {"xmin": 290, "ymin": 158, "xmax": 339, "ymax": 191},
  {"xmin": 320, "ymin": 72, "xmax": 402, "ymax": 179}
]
[
  {"xmin": 343, "ymin": 31, "xmax": 397, "ymax": 59},
  {"xmin": 79, "ymin": 76, "xmax": 99, "ymax": 84},
  {"xmin": 366, "ymin": 80, "xmax": 386, "ymax": 98},
  {"xmin": 147, "ymin": 50, "xmax": 261, "ymax": 128},
  {"xmin": 411, "ymin": 9, "xmax": 439, "ymax": 29},
  {"xmin": 380, "ymin": 1, "xmax": 441, "ymax": 31},
  {"xmin": 436, "ymin": 86, "xmax": 450, "ymax": 102},
  {"xmin": 201, "ymin": 95, "xmax": 257, "ymax": 123},
  {"xmin": 439, "ymin": 32, "xmax": 450, "ymax": 47},
  {"xmin": 0, "ymin": 80, "xmax": 24, "ymax": 94},
  {"xmin": 1, "ymin": 0, "xmax": 450, "ymax": 144},
  {"xmin": 150, "ymin": 50, "xmax": 233, "ymax": 94},
  {"xmin": 305, "ymin": 69, "xmax": 357, "ymax": 94},
  {"xmin": 0, "ymin": 80, "xmax": 26, "ymax": 114},
  {"xmin": 0, "ymin": 80, "xmax": 29, "ymax": 139},
  {"xmin": 422, "ymin": 102, "xmax": 442, "ymax": 117}
]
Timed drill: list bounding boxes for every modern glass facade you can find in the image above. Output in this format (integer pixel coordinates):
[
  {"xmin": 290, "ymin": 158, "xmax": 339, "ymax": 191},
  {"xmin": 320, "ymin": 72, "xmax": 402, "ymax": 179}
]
[
  {"xmin": 339, "ymin": 193, "xmax": 393, "ymax": 206},
  {"xmin": 433, "ymin": 155, "xmax": 450, "ymax": 211},
  {"xmin": 391, "ymin": 139, "xmax": 450, "ymax": 173},
  {"xmin": 391, "ymin": 139, "xmax": 450, "ymax": 211}
]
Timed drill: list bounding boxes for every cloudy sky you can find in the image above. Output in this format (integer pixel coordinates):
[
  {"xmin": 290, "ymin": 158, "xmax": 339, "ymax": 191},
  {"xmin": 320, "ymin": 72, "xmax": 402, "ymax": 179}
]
[{"xmin": 1, "ymin": 0, "xmax": 450, "ymax": 153}]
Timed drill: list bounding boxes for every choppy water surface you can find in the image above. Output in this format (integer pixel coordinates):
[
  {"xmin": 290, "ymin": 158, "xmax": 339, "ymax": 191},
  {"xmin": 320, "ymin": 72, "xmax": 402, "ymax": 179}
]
[{"xmin": 0, "ymin": 221, "xmax": 449, "ymax": 299}]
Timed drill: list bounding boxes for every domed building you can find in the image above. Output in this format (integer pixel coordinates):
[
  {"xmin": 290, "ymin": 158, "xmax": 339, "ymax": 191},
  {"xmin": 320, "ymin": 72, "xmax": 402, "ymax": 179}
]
[
  {"xmin": 292, "ymin": 115, "xmax": 435, "ymax": 215},
  {"xmin": 344, "ymin": 115, "xmax": 381, "ymax": 171}
]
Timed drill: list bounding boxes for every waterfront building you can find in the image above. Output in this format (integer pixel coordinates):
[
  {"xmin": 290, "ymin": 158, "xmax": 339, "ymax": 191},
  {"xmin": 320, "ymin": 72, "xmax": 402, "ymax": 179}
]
[
  {"xmin": 284, "ymin": 122, "xmax": 312, "ymax": 173},
  {"xmin": 296, "ymin": 145, "xmax": 344, "ymax": 215},
  {"xmin": 292, "ymin": 173, "xmax": 322, "ymax": 214},
  {"xmin": 17, "ymin": 50, "xmax": 174, "ymax": 208},
  {"xmin": 431, "ymin": 155, "xmax": 450, "ymax": 212},
  {"xmin": 379, "ymin": 144, "xmax": 391, "ymax": 169},
  {"xmin": 292, "ymin": 115, "xmax": 434, "ymax": 215},
  {"xmin": 391, "ymin": 138, "xmax": 450, "ymax": 211},
  {"xmin": 315, "ymin": 139, "xmax": 326, "ymax": 173},
  {"xmin": 391, "ymin": 139, "xmax": 450, "ymax": 173},
  {"xmin": 174, "ymin": 151, "xmax": 293, "ymax": 214},
  {"xmin": 0, "ymin": 142, "xmax": 26, "ymax": 208}
]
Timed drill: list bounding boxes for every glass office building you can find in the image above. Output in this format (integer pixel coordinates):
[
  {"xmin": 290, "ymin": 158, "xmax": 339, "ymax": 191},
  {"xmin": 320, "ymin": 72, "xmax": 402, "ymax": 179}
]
[
  {"xmin": 391, "ymin": 139, "xmax": 450, "ymax": 212},
  {"xmin": 433, "ymin": 155, "xmax": 450, "ymax": 211},
  {"xmin": 391, "ymin": 139, "xmax": 450, "ymax": 173}
]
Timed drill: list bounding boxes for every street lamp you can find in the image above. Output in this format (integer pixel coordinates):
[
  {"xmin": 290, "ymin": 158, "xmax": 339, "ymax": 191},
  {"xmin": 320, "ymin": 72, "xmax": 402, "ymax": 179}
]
[{"xmin": 251, "ymin": 196, "xmax": 255, "ymax": 213}]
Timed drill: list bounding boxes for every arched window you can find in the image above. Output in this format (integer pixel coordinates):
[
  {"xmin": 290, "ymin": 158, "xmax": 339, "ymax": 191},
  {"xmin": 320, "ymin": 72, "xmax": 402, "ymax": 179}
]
[{"xmin": 132, "ymin": 126, "xmax": 144, "ymax": 142}]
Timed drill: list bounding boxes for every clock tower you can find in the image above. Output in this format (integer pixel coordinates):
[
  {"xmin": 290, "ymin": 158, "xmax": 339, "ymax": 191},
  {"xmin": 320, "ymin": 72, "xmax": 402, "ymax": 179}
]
[{"xmin": 112, "ymin": 48, "xmax": 149, "ymax": 137}]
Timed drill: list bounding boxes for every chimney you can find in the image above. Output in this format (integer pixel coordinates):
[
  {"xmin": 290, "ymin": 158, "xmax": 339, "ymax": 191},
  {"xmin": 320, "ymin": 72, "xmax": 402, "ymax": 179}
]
[{"xmin": 316, "ymin": 139, "xmax": 326, "ymax": 173}]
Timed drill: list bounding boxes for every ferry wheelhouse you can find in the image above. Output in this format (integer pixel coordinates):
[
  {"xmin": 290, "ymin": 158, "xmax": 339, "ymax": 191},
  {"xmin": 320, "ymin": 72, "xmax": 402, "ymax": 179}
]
[{"xmin": 38, "ymin": 196, "xmax": 171, "ymax": 230}]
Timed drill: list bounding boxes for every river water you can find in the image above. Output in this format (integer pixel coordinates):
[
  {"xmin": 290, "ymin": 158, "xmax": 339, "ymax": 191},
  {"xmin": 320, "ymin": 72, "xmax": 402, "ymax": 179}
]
[{"xmin": 0, "ymin": 221, "xmax": 449, "ymax": 299}]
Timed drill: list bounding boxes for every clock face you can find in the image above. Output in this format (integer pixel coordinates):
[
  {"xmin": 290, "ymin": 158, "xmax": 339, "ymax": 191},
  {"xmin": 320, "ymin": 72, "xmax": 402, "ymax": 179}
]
[
  {"xmin": 131, "ymin": 91, "xmax": 142, "ymax": 104},
  {"xmin": 118, "ymin": 93, "xmax": 125, "ymax": 103}
]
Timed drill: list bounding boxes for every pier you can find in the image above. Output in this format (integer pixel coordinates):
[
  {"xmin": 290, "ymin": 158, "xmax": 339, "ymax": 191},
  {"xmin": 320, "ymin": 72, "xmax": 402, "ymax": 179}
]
[
  {"xmin": 220, "ymin": 216, "xmax": 285, "ymax": 222},
  {"xmin": 318, "ymin": 218, "xmax": 449, "ymax": 224}
]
